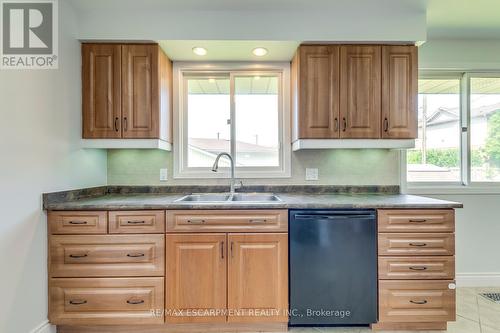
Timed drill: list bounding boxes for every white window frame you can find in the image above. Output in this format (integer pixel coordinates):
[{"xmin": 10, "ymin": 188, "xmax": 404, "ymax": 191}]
[
  {"xmin": 402, "ymin": 70, "xmax": 500, "ymax": 195},
  {"xmin": 172, "ymin": 62, "xmax": 291, "ymax": 179}
]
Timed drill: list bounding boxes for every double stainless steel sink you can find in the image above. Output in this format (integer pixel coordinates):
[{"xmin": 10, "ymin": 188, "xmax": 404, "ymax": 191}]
[{"xmin": 174, "ymin": 193, "xmax": 281, "ymax": 203}]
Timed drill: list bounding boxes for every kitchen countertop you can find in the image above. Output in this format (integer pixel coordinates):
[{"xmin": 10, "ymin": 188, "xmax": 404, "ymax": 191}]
[{"xmin": 43, "ymin": 186, "xmax": 462, "ymax": 210}]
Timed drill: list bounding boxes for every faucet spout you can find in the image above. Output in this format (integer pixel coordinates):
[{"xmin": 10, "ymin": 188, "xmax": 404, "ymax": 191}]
[{"xmin": 211, "ymin": 152, "xmax": 240, "ymax": 194}]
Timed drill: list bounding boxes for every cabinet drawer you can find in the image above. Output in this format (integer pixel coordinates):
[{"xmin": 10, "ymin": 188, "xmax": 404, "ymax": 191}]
[
  {"xmin": 379, "ymin": 256, "xmax": 455, "ymax": 280},
  {"xmin": 378, "ymin": 209, "xmax": 454, "ymax": 233},
  {"xmin": 109, "ymin": 210, "xmax": 165, "ymax": 233},
  {"xmin": 48, "ymin": 211, "xmax": 107, "ymax": 234},
  {"xmin": 49, "ymin": 235, "xmax": 164, "ymax": 277},
  {"xmin": 379, "ymin": 280, "xmax": 456, "ymax": 323},
  {"xmin": 166, "ymin": 210, "xmax": 287, "ymax": 232},
  {"xmin": 49, "ymin": 277, "xmax": 164, "ymax": 325},
  {"xmin": 378, "ymin": 233, "xmax": 454, "ymax": 256}
]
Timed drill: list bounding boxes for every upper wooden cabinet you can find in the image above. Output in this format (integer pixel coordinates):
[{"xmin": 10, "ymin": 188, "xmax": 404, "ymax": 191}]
[
  {"xmin": 82, "ymin": 43, "xmax": 172, "ymax": 141},
  {"xmin": 382, "ymin": 45, "xmax": 418, "ymax": 139},
  {"xmin": 291, "ymin": 45, "xmax": 340, "ymax": 139},
  {"xmin": 291, "ymin": 44, "xmax": 417, "ymax": 141},
  {"xmin": 339, "ymin": 45, "xmax": 382, "ymax": 139}
]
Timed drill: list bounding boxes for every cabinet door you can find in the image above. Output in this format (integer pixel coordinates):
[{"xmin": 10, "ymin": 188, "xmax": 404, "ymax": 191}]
[
  {"xmin": 296, "ymin": 45, "xmax": 340, "ymax": 139},
  {"xmin": 166, "ymin": 234, "xmax": 226, "ymax": 323},
  {"xmin": 122, "ymin": 44, "xmax": 159, "ymax": 138},
  {"xmin": 228, "ymin": 233, "xmax": 288, "ymax": 323},
  {"xmin": 82, "ymin": 44, "xmax": 121, "ymax": 138},
  {"xmin": 340, "ymin": 45, "xmax": 381, "ymax": 138},
  {"xmin": 382, "ymin": 45, "xmax": 418, "ymax": 138}
]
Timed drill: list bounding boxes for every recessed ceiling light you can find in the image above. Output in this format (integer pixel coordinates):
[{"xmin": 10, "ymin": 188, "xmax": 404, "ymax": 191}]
[
  {"xmin": 252, "ymin": 47, "xmax": 268, "ymax": 57},
  {"xmin": 192, "ymin": 47, "xmax": 207, "ymax": 56}
]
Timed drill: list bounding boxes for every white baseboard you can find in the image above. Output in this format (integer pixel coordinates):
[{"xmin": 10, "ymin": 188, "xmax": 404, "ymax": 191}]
[
  {"xmin": 29, "ymin": 320, "xmax": 56, "ymax": 333},
  {"xmin": 457, "ymin": 272, "xmax": 500, "ymax": 287}
]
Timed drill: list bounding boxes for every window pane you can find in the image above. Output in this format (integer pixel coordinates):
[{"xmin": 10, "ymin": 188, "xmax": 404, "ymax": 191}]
[
  {"xmin": 471, "ymin": 77, "xmax": 500, "ymax": 182},
  {"xmin": 407, "ymin": 78, "xmax": 461, "ymax": 182},
  {"xmin": 187, "ymin": 76, "xmax": 231, "ymax": 167},
  {"xmin": 234, "ymin": 75, "xmax": 280, "ymax": 167}
]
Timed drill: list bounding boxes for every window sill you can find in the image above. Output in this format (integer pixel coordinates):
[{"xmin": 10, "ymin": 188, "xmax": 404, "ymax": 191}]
[
  {"xmin": 405, "ymin": 184, "xmax": 500, "ymax": 195},
  {"xmin": 173, "ymin": 169, "xmax": 292, "ymax": 179}
]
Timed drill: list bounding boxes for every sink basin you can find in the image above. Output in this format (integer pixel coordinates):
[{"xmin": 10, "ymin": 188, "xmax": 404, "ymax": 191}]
[
  {"xmin": 174, "ymin": 193, "xmax": 230, "ymax": 202},
  {"xmin": 174, "ymin": 193, "xmax": 281, "ymax": 203},
  {"xmin": 230, "ymin": 193, "xmax": 282, "ymax": 202}
]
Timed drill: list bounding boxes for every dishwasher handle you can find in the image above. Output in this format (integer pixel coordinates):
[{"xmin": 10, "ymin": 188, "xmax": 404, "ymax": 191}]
[{"xmin": 293, "ymin": 214, "xmax": 375, "ymax": 220}]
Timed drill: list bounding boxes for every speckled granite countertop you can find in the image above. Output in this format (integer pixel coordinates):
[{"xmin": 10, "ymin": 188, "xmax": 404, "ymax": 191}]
[{"xmin": 43, "ymin": 186, "xmax": 462, "ymax": 210}]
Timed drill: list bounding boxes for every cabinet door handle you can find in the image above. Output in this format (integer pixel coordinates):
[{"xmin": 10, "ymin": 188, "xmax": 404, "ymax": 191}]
[
  {"xmin": 127, "ymin": 253, "xmax": 145, "ymax": 258},
  {"xmin": 69, "ymin": 254, "xmax": 88, "ymax": 258},
  {"xmin": 384, "ymin": 117, "xmax": 389, "ymax": 132},
  {"xmin": 68, "ymin": 221, "xmax": 87, "ymax": 225},
  {"xmin": 409, "ymin": 266, "xmax": 428, "ymax": 271},
  {"xmin": 334, "ymin": 118, "xmax": 339, "ymax": 132},
  {"xmin": 221, "ymin": 241, "xmax": 224, "ymax": 259},
  {"xmin": 187, "ymin": 219, "xmax": 205, "ymax": 224},
  {"xmin": 69, "ymin": 299, "xmax": 87, "ymax": 305},
  {"xmin": 410, "ymin": 300, "xmax": 428, "ymax": 305},
  {"xmin": 230, "ymin": 241, "xmax": 234, "ymax": 258},
  {"xmin": 409, "ymin": 219, "xmax": 427, "ymax": 223},
  {"xmin": 249, "ymin": 219, "xmax": 267, "ymax": 223},
  {"xmin": 409, "ymin": 242, "xmax": 427, "ymax": 247},
  {"xmin": 114, "ymin": 117, "xmax": 119, "ymax": 132},
  {"xmin": 123, "ymin": 117, "xmax": 128, "ymax": 131},
  {"xmin": 126, "ymin": 220, "xmax": 146, "ymax": 224},
  {"xmin": 342, "ymin": 118, "xmax": 347, "ymax": 132},
  {"xmin": 127, "ymin": 299, "xmax": 145, "ymax": 305}
]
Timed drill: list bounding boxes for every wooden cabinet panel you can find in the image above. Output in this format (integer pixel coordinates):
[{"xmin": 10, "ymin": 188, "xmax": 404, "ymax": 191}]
[
  {"xmin": 82, "ymin": 44, "xmax": 122, "ymax": 138},
  {"xmin": 109, "ymin": 210, "xmax": 165, "ymax": 234},
  {"xmin": 228, "ymin": 233, "xmax": 288, "ymax": 323},
  {"xmin": 378, "ymin": 209, "xmax": 455, "ymax": 233},
  {"xmin": 382, "ymin": 45, "xmax": 418, "ymax": 139},
  {"xmin": 49, "ymin": 277, "xmax": 164, "ymax": 325},
  {"xmin": 122, "ymin": 44, "xmax": 159, "ymax": 138},
  {"xmin": 166, "ymin": 210, "xmax": 287, "ymax": 233},
  {"xmin": 379, "ymin": 256, "xmax": 455, "ymax": 280},
  {"xmin": 166, "ymin": 234, "xmax": 227, "ymax": 323},
  {"xmin": 48, "ymin": 211, "xmax": 107, "ymax": 235},
  {"xmin": 293, "ymin": 45, "xmax": 340, "ymax": 139},
  {"xmin": 340, "ymin": 45, "xmax": 381, "ymax": 138},
  {"xmin": 379, "ymin": 233, "xmax": 455, "ymax": 256},
  {"xmin": 379, "ymin": 280, "xmax": 456, "ymax": 323},
  {"xmin": 49, "ymin": 235, "xmax": 164, "ymax": 277}
]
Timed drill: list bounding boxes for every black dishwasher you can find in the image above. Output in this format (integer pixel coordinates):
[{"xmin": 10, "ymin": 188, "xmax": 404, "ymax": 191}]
[{"xmin": 289, "ymin": 210, "xmax": 377, "ymax": 326}]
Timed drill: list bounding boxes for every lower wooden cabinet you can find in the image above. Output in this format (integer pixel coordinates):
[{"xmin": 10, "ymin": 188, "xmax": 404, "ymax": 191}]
[
  {"xmin": 165, "ymin": 232, "xmax": 288, "ymax": 324},
  {"xmin": 227, "ymin": 233, "xmax": 288, "ymax": 323},
  {"xmin": 378, "ymin": 280, "xmax": 456, "ymax": 323},
  {"xmin": 166, "ymin": 233, "xmax": 227, "ymax": 323},
  {"xmin": 49, "ymin": 277, "xmax": 164, "ymax": 325}
]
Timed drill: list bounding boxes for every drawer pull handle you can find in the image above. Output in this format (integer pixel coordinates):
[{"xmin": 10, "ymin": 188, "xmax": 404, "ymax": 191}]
[
  {"xmin": 68, "ymin": 221, "xmax": 87, "ymax": 225},
  {"xmin": 187, "ymin": 219, "xmax": 205, "ymax": 224},
  {"xmin": 127, "ymin": 299, "xmax": 145, "ymax": 305},
  {"xmin": 69, "ymin": 254, "xmax": 88, "ymax": 258},
  {"xmin": 409, "ymin": 266, "xmax": 428, "ymax": 271},
  {"xmin": 410, "ymin": 300, "xmax": 428, "ymax": 305},
  {"xmin": 409, "ymin": 242, "xmax": 427, "ymax": 247},
  {"xmin": 127, "ymin": 221, "xmax": 146, "ymax": 224},
  {"xmin": 69, "ymin": 299, "xmax": 87, "ymax": 305},
  {"xmin": 249, "ymin": 219, "xmax": 267, "ymax": 223},
  {"xmin": 127, "ymin": 253, "xmax": 145, "ymax": 258},
  {"xmin": 409, "ymin": 219, "xmax": 427, "ymax": 223}
]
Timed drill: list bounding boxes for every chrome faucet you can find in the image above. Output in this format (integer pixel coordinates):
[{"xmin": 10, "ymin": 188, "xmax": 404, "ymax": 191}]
[{"xmin": 211, "ymin": 152, "xmax": 241, "ymax": 194}]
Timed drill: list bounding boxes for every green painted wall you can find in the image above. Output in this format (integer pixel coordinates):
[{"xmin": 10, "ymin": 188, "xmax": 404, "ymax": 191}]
[{"xmin": 107, "ymin": 149, "xmax": 401, "ymax": 186}]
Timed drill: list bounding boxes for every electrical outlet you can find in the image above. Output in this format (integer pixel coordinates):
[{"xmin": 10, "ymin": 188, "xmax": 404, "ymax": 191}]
[
  {"xmin": 160, "ymin": 168, "xmax": 168, "ymax": 182},
  {"xmin": 305, "ymin": 168, "xmax": 319, "ymax": 181}
]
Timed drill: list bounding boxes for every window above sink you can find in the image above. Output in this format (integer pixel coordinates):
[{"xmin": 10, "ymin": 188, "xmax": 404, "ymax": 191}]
[{"xmin": 173, "ymin": 62, "xmax": 291, "ymax": 179}]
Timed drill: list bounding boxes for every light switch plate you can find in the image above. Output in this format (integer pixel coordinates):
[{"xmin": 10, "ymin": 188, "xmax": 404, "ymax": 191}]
[
  {"xmin": 160, "ymin": 168, "xmax": 168, "ymax": 181},
  {"xmin": 305, "ymin": 168, "xmax": 319, "ymax": 181}
]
